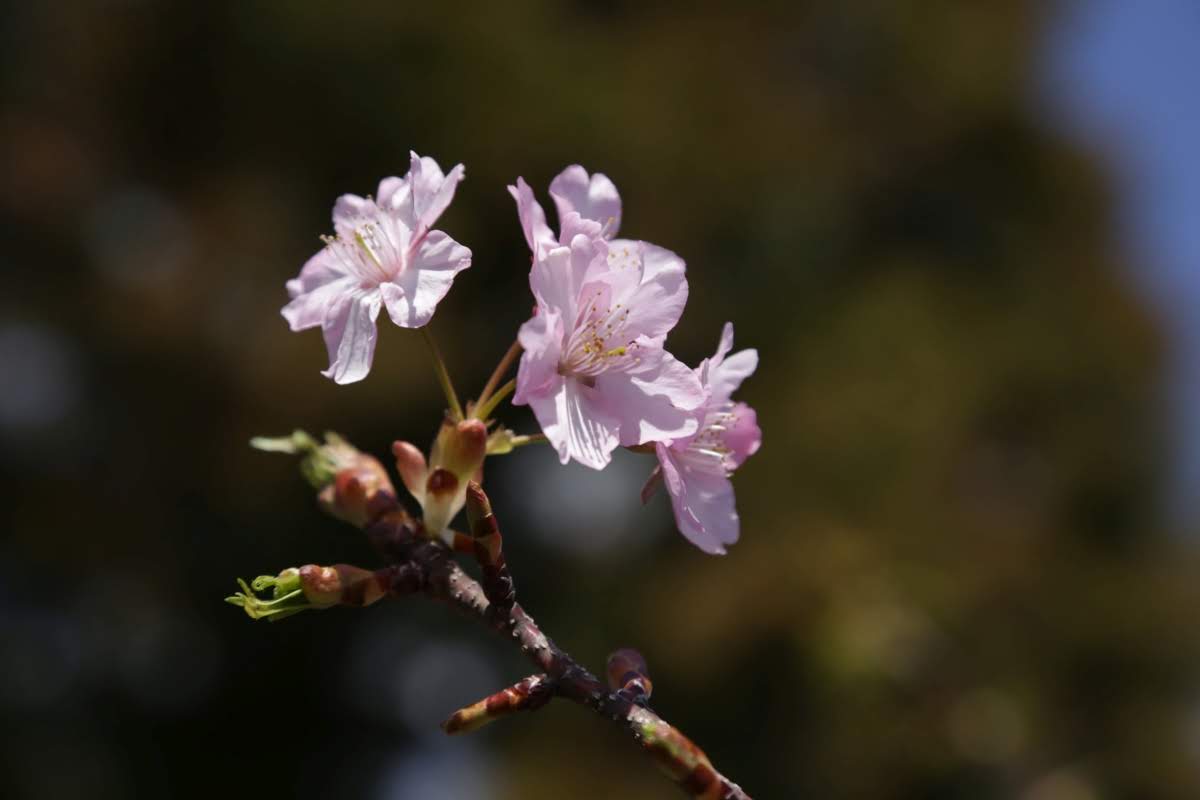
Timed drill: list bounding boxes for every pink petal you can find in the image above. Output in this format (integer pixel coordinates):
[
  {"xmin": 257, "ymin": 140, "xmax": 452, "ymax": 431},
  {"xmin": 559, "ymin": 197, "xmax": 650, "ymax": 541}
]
[
  {"xmin": 656, "ymin": 445, "xmax": 737, "ymax": 555},
  {"xmin": 526, "ymin": 378, "xmax": 619, "ymax": 469},
  {"xmin": 508, "ymin": 177, "xmax": 556, "ymax": 257},
  {"xmin": 640, "ymin": 464, "xmax": 664, "ymax": 504},
  {"xmin": 710, "ymin": 348, "xmax": 758, "ymax": 404},
  {"xmin": 320, "ymin": 288, "xmax": 382, "ymax": 384},
  {"xmin": 724, "ymin": 402, "xmax": 762, "ymax": 469},
  {"xmin": 514, "ymin": 308, "xmax": 564, "ymax": 405},
  {"xmin": 376, "ymin": 175, "xmax": 405, "ymax": 207},
  {"xmin": 703, "ymin": 323, "xmax": 758, "ymax": 403},
  {"xmin": 558, "ymin": 210, "xmax": 604, "ymax": 246},
  {"xmin": 679, "ymin": 473, "xmax": 740, "ymax": 554},
  {"xmin": 529, "ymin": 246, "xmax": 578, "ymax": 321},
  {"xmin": 615, "ymin": 244, "xmax": 689, "ymax": 342},
  {"xmin": 282, "ymin": 249, "xmax": 356, "ymax": 331},
  {"xmin": 638, "ymin": 241, "xmax": 686, "ymax": 284},
  {"xmin": 406, "ymin": 152, "xmax": 465, "ymax": 233},
  {"xmin": 549, "ymin": 165, "xmax": 622, "ymax": 238},
  {"xmin": 710, "ymin": 321, "xmax": 735, "ymax": 366},
  {"xmin": 380, "ymin": 230, "xmax": 471, "ymax": 328},
  {"xmin": 282, "ymin": 277, "xmax": 355, "ymax": 332},
  {"xmin": 332, "ymin": 193, "xmax": 375, "ymax": 236},
  {"xmin": 656, "ymin": 443, "xmax": 688, "ymax": 498},
  {"xmin": 560, "ymin": 380, "xmax": 620, "ymax": 469},
  {"xmin": 596, "ymin": 354, "xmax": 703, "ymax": 447}
]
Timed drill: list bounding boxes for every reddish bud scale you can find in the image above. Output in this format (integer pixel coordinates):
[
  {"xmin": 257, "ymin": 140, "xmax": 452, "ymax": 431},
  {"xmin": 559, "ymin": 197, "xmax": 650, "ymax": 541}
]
[
  {"xmin": 296, "ymin": 563, "xmax": 387, "ymax": 608},
  {"xmin": 447, "ymin": 530, "xmax": 476, "ymax": 555},
  {"xmin": 426, "ymin": 467, "xmax": 458, "ymax": 497},
  {"xmin": 463, "ymin": 482, "xmax": 516, "ymax": 613},
  {"xmin": 606, "ymin": 647, "xmax": 653, "ymax": 704}
]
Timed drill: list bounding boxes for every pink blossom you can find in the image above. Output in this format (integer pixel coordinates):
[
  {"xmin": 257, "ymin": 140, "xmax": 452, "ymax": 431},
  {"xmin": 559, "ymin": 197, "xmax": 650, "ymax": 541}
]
[
  {"xmin": 282, "ymin": 152, "xmax": 472, "ymax": 384},
  {"xmin": 510, "ymin": 167, "xmax": 704, "ymax": 469},
  {"xmin": 650, "ymin": 323, "xmax": 761, "ymax": 554}
]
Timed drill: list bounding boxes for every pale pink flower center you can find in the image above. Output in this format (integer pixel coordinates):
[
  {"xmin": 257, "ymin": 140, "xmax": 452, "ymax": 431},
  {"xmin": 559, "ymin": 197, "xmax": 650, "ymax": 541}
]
[
  {"xmin": 325, "ymin": 217, "xmax": 406, "ymax": 286},
  {"xmin": 559, "ymin": 289, "xmax": 642, "ymax": 379},
  {"xmin": 676, "ymin": 401, "xmax": 741, "ymax": 477}
]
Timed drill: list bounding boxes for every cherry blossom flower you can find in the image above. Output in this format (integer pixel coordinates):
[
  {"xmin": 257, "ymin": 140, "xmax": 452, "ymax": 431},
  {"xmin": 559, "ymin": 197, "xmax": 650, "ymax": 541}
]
[
  {"xmin": 282, "ymin": 152, "xmax": 472, "ymax": 384},
  {"xmin": 649, "ymin": 322, "xmax": 761, "ymax": 554},
  {"xmin": 510, "ymin": 167, "xmax": 704, "ymax": 469}
]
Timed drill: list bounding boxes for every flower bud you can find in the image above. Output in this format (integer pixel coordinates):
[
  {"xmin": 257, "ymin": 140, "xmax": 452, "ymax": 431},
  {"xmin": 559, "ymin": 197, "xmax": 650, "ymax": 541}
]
[
  {"xmin": 607, "ymin": 647, "xmax": 653, "ymax": 704},
  {"xmin": 430, "ymin": 418, "xmax": 488, "ymax": 481},
  {"xmin": 396, "ymin": 419, "xmax": 488, "ymax": 540},
  {"xmin": 316, "ymin": 452, "xmax": 396, "ymax": 527},
  {"xmin": 392, "ymin": 440, "xmax": 428, "ymax": 501},
  {"xmin": 226, "ymin": 563, "xmax": 386, "ymax": 622},
  {"xmin": 251, "ymin": 431, "xmax": 396, "ymax": 526},
  {"xmin": 486, "ymin": 427, "xmax": 517, "ymax": 455}
]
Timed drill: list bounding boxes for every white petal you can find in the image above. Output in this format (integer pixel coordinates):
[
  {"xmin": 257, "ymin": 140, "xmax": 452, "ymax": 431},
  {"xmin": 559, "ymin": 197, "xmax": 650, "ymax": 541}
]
[
  {"xmin": 598, "ymin": 355, "xmax": 703, "ymax": 447},
  {"xmin": 282, "ymin": 274, "xmax": 357, "ymax": 331},
  {"xmin": 525, "ymin": 379, "xmax": 619, "ymax": 469},
  {"xmin": 618, "ymin": 245, "xmax": 689, "ymax": 342},
  {"xmin": 282, "ymin": 248, "xmax": 356, "ymax": 331},
  {"xmin": 549, "ymin": 165, "xmax": 622, "ymax": 238},
  {"xmin": 560, "ymin": 380, "xmax": 620, "ymax": 469},
  {"xmin": 514, "ymin": 308, "xmax": 563, "ymax": 405},
  {"xmin": 332, "ymin": 193, "xmax": 375, "ymax": 236},
  {"xmin": 320, "ymin": 289, "xmax": 383, "ymax": 384},
  {"xmin": 381, "ymin": 230, "xmax": 471, "ymax": 328},
  {"xmin": 709, "ymin": 348, "xmax": 758, "ymax": 404},
  {"xmin": 508, "ymin": 177, "xmax": 556, "ymax": 256},
  {"xmin": 658, "ymin": 445, "xmax": 737, "ymax": 555},
  {"xmin": 407, "ymin": 152, "xmax": 464, "ymax": 232}
]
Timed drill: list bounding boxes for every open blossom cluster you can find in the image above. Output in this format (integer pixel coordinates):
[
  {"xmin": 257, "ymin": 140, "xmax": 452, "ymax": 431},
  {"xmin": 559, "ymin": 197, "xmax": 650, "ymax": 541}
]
[{"xmin": 282, "ymin": 153, "xmax": 761, "ymax": 554}]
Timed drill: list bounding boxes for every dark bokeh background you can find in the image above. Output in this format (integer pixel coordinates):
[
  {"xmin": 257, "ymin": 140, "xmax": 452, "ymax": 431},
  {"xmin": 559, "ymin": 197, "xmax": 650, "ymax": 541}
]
[{"xmin": 4, "ymin": 2, "xmax": 1200, "ymax": 798}]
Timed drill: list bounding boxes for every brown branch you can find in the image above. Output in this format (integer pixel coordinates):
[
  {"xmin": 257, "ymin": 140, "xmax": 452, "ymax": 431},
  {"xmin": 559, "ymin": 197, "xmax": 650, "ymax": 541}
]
[
  {"xmin": 441, "ymin": 673, "xmax": 553, "ymax": 734},
  {"xmin": 251, "ymin": 447, "xmax": 752, "ymax": 799}
]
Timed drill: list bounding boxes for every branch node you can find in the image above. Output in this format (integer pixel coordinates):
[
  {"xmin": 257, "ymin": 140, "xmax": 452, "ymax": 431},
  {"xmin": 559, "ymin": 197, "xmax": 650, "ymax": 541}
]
[{"xmin": 607, "ymin": 647, "xmax": 653, "ymax": 705}]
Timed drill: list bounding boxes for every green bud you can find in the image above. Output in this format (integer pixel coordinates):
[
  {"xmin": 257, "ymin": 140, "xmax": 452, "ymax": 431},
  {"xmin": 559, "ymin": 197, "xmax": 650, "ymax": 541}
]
[
  {"xmin": 250, "ymin": 430, "xmax": 360, "ymax": 489},
  {"xmin": 225, "ymin": 576, "xmax": 311, "ymax": 622},
  {"xmin": 485, "ymin": 427, "xmax": 517, "ymax": 456}
]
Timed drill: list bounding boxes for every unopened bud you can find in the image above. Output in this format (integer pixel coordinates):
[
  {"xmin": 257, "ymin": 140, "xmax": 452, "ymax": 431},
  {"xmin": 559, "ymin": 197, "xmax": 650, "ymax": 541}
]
[
  {"xmin": 486, "ymin": 427, "xmax": 517, "ymax": 455},
  {"xmin": 431, "ymin": 418, "xmax": 488, "ymax": 480},
  {"xmin": 412, "ymin": 419, "xmax": 489, "ymax": 539},
  {"xmin": 226, "ymin": 563, "xmax": 386, "ymax": 622},
  {"xmin": 392, "ymin": 440, "xmax": 428, "ymax": 501},
  {"xmin": 607, "ymin": 647, "xmax": 653, "ymax": 704},
  {"xmin": 251, "ymin": 430, "xmax": 384, "ymax": 496}
]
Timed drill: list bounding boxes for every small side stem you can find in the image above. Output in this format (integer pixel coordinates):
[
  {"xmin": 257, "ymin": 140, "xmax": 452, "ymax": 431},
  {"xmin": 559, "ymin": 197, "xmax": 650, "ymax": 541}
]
[
  {"xmin": 420, "ymin": 326, "xmax": 464, "ymax": 421},
  {"xmin": 509, "ymin": 433, "xmax": 548, "ymax": 449},
  {"xmin": 473, "ymin": 378, "xmax": 516, "ymax": 422},
  {"xmin": 476, "ymin": 339, "xmax": 522, "ymax": 410}
]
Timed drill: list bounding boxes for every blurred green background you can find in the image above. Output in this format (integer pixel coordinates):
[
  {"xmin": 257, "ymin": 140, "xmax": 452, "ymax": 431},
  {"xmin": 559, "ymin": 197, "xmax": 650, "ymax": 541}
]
[{"xmin": 4, "ymin": 1, "xmax": 1200, "ymax": 798}]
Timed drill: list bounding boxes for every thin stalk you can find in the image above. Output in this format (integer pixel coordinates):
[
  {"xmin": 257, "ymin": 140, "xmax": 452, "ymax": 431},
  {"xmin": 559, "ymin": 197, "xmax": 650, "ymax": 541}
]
[
  {"xmin": 420, "ymin": 327, "xmax": 464, "ymax": 421},
  {"xmin": 473, "ymin": 378, "xmax": 516, "ymax": 422},
  {"xmin": 508, "ymin": 433, "xmax": 548, "ymax": 448},
  {"xmin": 476, "ymin": 339, "xmax": 522, "ymax": 410}
]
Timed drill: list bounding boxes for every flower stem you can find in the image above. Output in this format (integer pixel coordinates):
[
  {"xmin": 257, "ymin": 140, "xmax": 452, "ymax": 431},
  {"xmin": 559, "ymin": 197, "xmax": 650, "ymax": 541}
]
[
  {"xmin": 420, "ymin": 326, "xmax": 464, "ymax": 421},
  {"xmin": 508, "ymin": 433, "xmax": 547, "ymax": 448},
  {"xmin": 473, "ymin": 378, "xmax": 516, "ymax": 422},
  {"xmin": 476, "ymin": 339, "xmax": 522, "ymax": 411}
]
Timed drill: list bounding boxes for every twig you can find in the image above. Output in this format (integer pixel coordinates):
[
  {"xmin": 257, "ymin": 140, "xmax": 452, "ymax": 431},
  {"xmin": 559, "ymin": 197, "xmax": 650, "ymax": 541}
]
[{"xmin": 239, "ymin": 448, "xmax": 752, "ymax": 799}]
